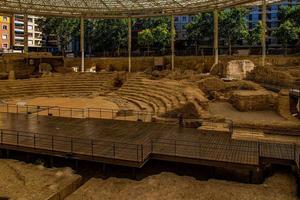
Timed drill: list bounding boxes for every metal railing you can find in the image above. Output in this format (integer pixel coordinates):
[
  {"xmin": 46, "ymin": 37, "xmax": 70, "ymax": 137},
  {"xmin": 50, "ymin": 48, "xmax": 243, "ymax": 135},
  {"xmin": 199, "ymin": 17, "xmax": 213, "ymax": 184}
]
[
  {"xmin": 0, "ymin": 129, "xmax": 143, "ymax": 162},
  {"xmin": 0, "ymin": 104, "xmax": 85, "ymax": 118},
  {"xmin": 0, "ymin": 104, "xmax": 234, "ymax": 132},
  {"xmin": 86, "ymin": 107, "xmax": 157, "ymax": 122},
  {"xmin": 1, "ymin": 128, "xmax": 298, "ymax": 166}
]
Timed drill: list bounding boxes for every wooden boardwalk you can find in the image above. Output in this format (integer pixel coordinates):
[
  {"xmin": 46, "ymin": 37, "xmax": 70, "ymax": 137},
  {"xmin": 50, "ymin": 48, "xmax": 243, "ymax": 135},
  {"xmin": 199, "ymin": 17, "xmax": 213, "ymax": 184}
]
[{"xmin": 0, "ymin": 113, "xmax": 297, "ymax": 168}]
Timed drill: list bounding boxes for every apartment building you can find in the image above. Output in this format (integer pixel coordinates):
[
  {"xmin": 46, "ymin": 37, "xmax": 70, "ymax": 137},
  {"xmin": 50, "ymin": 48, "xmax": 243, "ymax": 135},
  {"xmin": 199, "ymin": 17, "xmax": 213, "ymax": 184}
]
[
  {"xmin": 11, "ymin": 14, "xmax": 42, "ymax": 51},
  {"xmin": 0, "ymin": 16, "xmax": 11, "ymax": 52},
  {"xmin": 248, "ymin": 0, "xmax": 300, "ymax": 46}
]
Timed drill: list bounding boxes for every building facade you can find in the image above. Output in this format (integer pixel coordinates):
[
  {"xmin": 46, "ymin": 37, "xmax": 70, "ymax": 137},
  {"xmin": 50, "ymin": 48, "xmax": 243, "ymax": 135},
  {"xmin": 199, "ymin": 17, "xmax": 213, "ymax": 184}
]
[
  {"xmin": 248, "ymin": 0, "xmax": 300, "ymax": 46},
  {"xmin": 11, "ymin": 14, "xmax": 42, "ymax": 51},
  {"xmin": 0, "ymin": 16, "xmax": 11, "ymax": 52}
]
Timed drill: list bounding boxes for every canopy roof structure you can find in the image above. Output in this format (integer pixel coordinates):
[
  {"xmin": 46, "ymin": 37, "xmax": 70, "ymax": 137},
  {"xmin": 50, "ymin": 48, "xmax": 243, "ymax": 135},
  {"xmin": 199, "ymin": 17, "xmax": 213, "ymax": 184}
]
[{"xmin": 0, "ymin": 0, "xmax": 281, "ymax": 18}]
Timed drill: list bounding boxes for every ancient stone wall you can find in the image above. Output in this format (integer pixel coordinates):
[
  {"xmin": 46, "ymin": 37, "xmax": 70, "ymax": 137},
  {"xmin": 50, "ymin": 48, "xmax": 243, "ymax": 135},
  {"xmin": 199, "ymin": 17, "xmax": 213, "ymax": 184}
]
[
  {"xmin": 64, "ymin": 56, "xmax": 300, "ymax": 72},
  {"xmin": 277, "ymin": 89, "xmax": 297, "ymax": 121},
  {"xmin": 248, "ymin": 66, "xmax": 296, "ymax": 88},
  {"xmin": 230, "ymin": 90, "xmax": 277, "ymax": 111}
]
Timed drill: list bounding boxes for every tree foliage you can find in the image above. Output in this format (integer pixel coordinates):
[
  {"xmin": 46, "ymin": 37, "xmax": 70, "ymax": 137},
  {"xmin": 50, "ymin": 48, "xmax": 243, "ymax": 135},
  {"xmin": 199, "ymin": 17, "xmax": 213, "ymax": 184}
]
[
  {"xmin": 136, "ymin": 18, "xmax": 171, "ymax": 54},
  {"xmin": 272, "ymin": 20, "xmax": 300, "ymax": 55},
  {"xmin": 138, "ymin": 29, "xmax": 154, "ymax": 54},
  {"xmin": 185, "ymin": 13, "xmax": 213, "ymax": 55},
  {"xmin": 87, "ymin": 19, "xmax": 127, "ymax": 54},
  {"xmin": 37, "ymin": 18, "xmax": 128, "ymax": 55},
  {"xmin": 186, "ymin": 8, "xmax": 249, "ymax": 55},
  {"xmin": 219, "ymin": 8, "xmax": 249, "ymax": 55},
  {"xmin": 37, "ymin": 17, "xmax": 79, "ymax": 55},
  {"xmin": 247, "ymin": 21, "xmax": 263, "ymax": 47}
]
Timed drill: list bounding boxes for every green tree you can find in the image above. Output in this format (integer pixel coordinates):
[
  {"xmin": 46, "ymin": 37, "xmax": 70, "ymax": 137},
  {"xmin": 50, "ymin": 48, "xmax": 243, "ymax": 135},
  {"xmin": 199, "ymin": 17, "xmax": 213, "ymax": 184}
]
[
  {"xmin": 219, "ymin": 8, "xmax": 249, "ymax": 55},
  {"xmin": 138, "ymin": 29, "xmax": 154, "ymax": 55},
  {"xmin": 185, "ymin": 13, "xmax": 213, "ymax": 55},
  {"xmin": 86, "ymin": 19, "xmax": 127, "ymax": 55},
  {"xmin": 247, "ymin": 21, "xmax": 263, "ymax": 50},
  {"xmin": 136, "ymin": 18, "xmax": 171, "ymax": 54},
  {"xmin": 278, "ymin": 5, "xmax": 300, "ymax": 47},
  {"xmin": 279, "ymin": 5, "xmax": 300, "ymax": 27},
  {"xmin": 272, "ymin": 20, "xmax": 300, "ymax": 55},
  {"xmin": 152, "ymin": 24, "xmax": 171, "ymax": 54},
  {"xmin": 37, "ymin": 17, "xmax": 79, "ymax": 56}
]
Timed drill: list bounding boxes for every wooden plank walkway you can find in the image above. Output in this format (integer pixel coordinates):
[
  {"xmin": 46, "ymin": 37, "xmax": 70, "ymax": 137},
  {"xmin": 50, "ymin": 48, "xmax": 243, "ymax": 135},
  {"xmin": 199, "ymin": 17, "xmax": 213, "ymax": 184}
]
[{"xmin": 0, "ymin": 113, "xmax": 297, "ymax": 168}]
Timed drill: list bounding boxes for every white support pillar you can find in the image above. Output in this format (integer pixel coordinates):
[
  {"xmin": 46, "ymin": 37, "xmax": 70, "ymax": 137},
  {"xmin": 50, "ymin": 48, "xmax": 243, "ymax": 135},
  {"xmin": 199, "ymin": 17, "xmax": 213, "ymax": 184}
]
[
  {"xmin": 171, "ymin": 15, "xmax": 175, "ymax": 70},
  {"xmin": 262, "ymin": 0, "xmax": 267, "ymax": 66},
  {"xmin": 128, "ymin": 17, "xmax": 132, "ymax": 73},
  {"xmin": 24, "ymin": 14, "xmax": 28, "ymax": 53},
  {"xmin": 213, "ymin": 9, "xmax": 219, "ymax": 65},
  {"xmin": 80, "ymin": 16, "xmax": 85, "ymax": 72}
]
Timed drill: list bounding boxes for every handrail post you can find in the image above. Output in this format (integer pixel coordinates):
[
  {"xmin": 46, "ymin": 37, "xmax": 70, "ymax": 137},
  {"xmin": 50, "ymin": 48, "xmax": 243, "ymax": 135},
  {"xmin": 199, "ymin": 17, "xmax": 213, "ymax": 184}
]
[
  {"xmin": 258, "ymin": 142, "xmax": 261, "ymax": 157},
  {"xmin": 141, "ymin": 144, "xmax": 143, "ymax": 161},
  {"xmin": 33, "ymin": 133, "xmax": 36, "ymax": 149},
  {"xmin": 0, "ymin": 130, "xmax": 2, "ymax": 144},
  {"xmin": 17, "ymin": 131, "xmax": 19, "ymax": 145},
  {"xmin": 71, "ymin": 138, "xmax": 73, "ymax": 153},
  {"xmin": 100, "ymin": 108, "xmax": 102, "ymax": 119},
  {"xmin": 113, "ymin": 143, "xmax": 116, "ymax": 159},
  {"xmin": 59, "ymin": 107, "xmax": 61, "ymax": 117},
  {"xmin": 174, "ymin": 140, "xmax": 176, "ymax": 156},
  {"xmin": 151, "ymin": 140, "xmax": 153, "ymax": 152},
  {"xmin": 51, "ymin": 135, "xmax": 54, "ymax": 151},
  {"xmin": 111, "ymin": 109, "xmax": 113, "ymax": 119},
  {"xmin": 294, "ymin": 144, "xmax": 296, "ymax": 161},
  {"xmin": 71, "ymin": 108, "xmax": 73, "ymax": 118},
  {"xmin": 136, "ymin": 145, "xmax": 139, "ymax": 161},
  {"xmin": 16, "ymin": 105, "xmax": 18, "ymax": 114},
  {"xmin": 6, "ymin": 104, "xmax": 8, "ymax": 113},
  {"xmin": 91, "ymin": 140, "xmax": 94, "ymax": 156}
]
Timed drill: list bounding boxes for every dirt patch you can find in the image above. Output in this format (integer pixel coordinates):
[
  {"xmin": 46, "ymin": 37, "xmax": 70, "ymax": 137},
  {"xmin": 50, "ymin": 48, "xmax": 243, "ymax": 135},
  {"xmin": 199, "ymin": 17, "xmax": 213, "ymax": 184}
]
[
  {"xmin": 208, "ymin": 102, "xmax": 285, "ymax": 124},
  {"xmin": 66, "ymin": 172, "xmax": 296, "ymax": 200}
]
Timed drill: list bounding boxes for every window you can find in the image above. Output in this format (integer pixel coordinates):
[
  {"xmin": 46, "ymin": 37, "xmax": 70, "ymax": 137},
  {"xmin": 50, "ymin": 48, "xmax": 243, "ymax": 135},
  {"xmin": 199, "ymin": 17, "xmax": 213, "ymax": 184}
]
[
  {"xmin": 2, "ymin": 34, "xmax": 8, "ymax": 40},
  {"xmin": 3, "ymin": 17, "xmax": 8, "ymax": 22},
  {"xmin": 2, "ymin": 44, "xmax": 8, "ymax": 48},
  {"xmin": 28, "ymin": 25, "xmax": 33, "ymax": 30},
  {"xmin": 2, "ymin": 25, "xmax": 8, "ymax": 30}
]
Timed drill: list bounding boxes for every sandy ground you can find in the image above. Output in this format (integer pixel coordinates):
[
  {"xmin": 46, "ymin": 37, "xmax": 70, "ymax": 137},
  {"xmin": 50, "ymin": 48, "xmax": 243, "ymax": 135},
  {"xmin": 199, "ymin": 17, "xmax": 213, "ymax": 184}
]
[
  {"xmin": 7, "ymin": 96, "xmax": 119, "ymax": 110},
  {"xmin": 209, "ymin": 102, "xmax": 286, "ymax": 124},
  {"xmin": 66, "ymin": 172, "xmax": 296, "ymax": 200},
  {"xmin": 0, "ymin": 159, "xmax": 81, "ymax": 200}
]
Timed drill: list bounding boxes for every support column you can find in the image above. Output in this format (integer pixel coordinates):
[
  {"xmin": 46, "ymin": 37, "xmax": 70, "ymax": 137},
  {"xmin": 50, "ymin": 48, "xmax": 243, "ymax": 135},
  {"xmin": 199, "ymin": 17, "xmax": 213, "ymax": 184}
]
[
  {"xmin": 262, "ymin": 0, "xmax": 267, "ymax": 66},
  {"xmin": 128, "ymin": 17, "xmax": 132, "ymax": 73},
  {"xmin": 171, "ymin": 15, "xmax": 175, "ymax": 70},
  {"xmin": 80, "ymin": 16, "xmax": 85, "ymax": 72},
  {"xmin": 24, "ymin": 14, "xmax": 28, "ymax": 53},
  {"xmin": 213, "ymin": 9, "xmax": 219, "ymax": 65}
]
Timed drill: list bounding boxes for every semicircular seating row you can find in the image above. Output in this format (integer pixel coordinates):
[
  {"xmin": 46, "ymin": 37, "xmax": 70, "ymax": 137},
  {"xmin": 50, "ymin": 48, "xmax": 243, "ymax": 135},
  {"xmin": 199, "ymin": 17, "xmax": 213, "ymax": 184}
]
[
  {"xmin": 0, "ymin": 73, "xmax": 115, "ymax": 100},
  {"xmin": 110, "ymin": 75, "xmax": 209, "ymax": 118}
]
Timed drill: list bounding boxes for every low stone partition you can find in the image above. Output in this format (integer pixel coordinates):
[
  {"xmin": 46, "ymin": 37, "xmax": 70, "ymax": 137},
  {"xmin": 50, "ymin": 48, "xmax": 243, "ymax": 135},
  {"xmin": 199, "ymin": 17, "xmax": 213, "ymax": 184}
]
[
  {"xmin": 248, "ymin": 66, "xmax": 297, "ymax": 88},
  {"xmin": 64, "ymin": 55, "xmax": 300, "ymax": 72},
  {"xmin": 230, "ymin": 90, "xmax": 277, "ymax": 111}
]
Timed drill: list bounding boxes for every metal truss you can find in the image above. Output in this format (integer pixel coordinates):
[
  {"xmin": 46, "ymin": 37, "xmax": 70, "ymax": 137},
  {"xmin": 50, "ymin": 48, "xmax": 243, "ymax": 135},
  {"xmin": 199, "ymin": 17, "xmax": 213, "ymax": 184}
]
[{"xmin": 0, "ymin": 0, "xmax": 282, "ymax": 18}]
